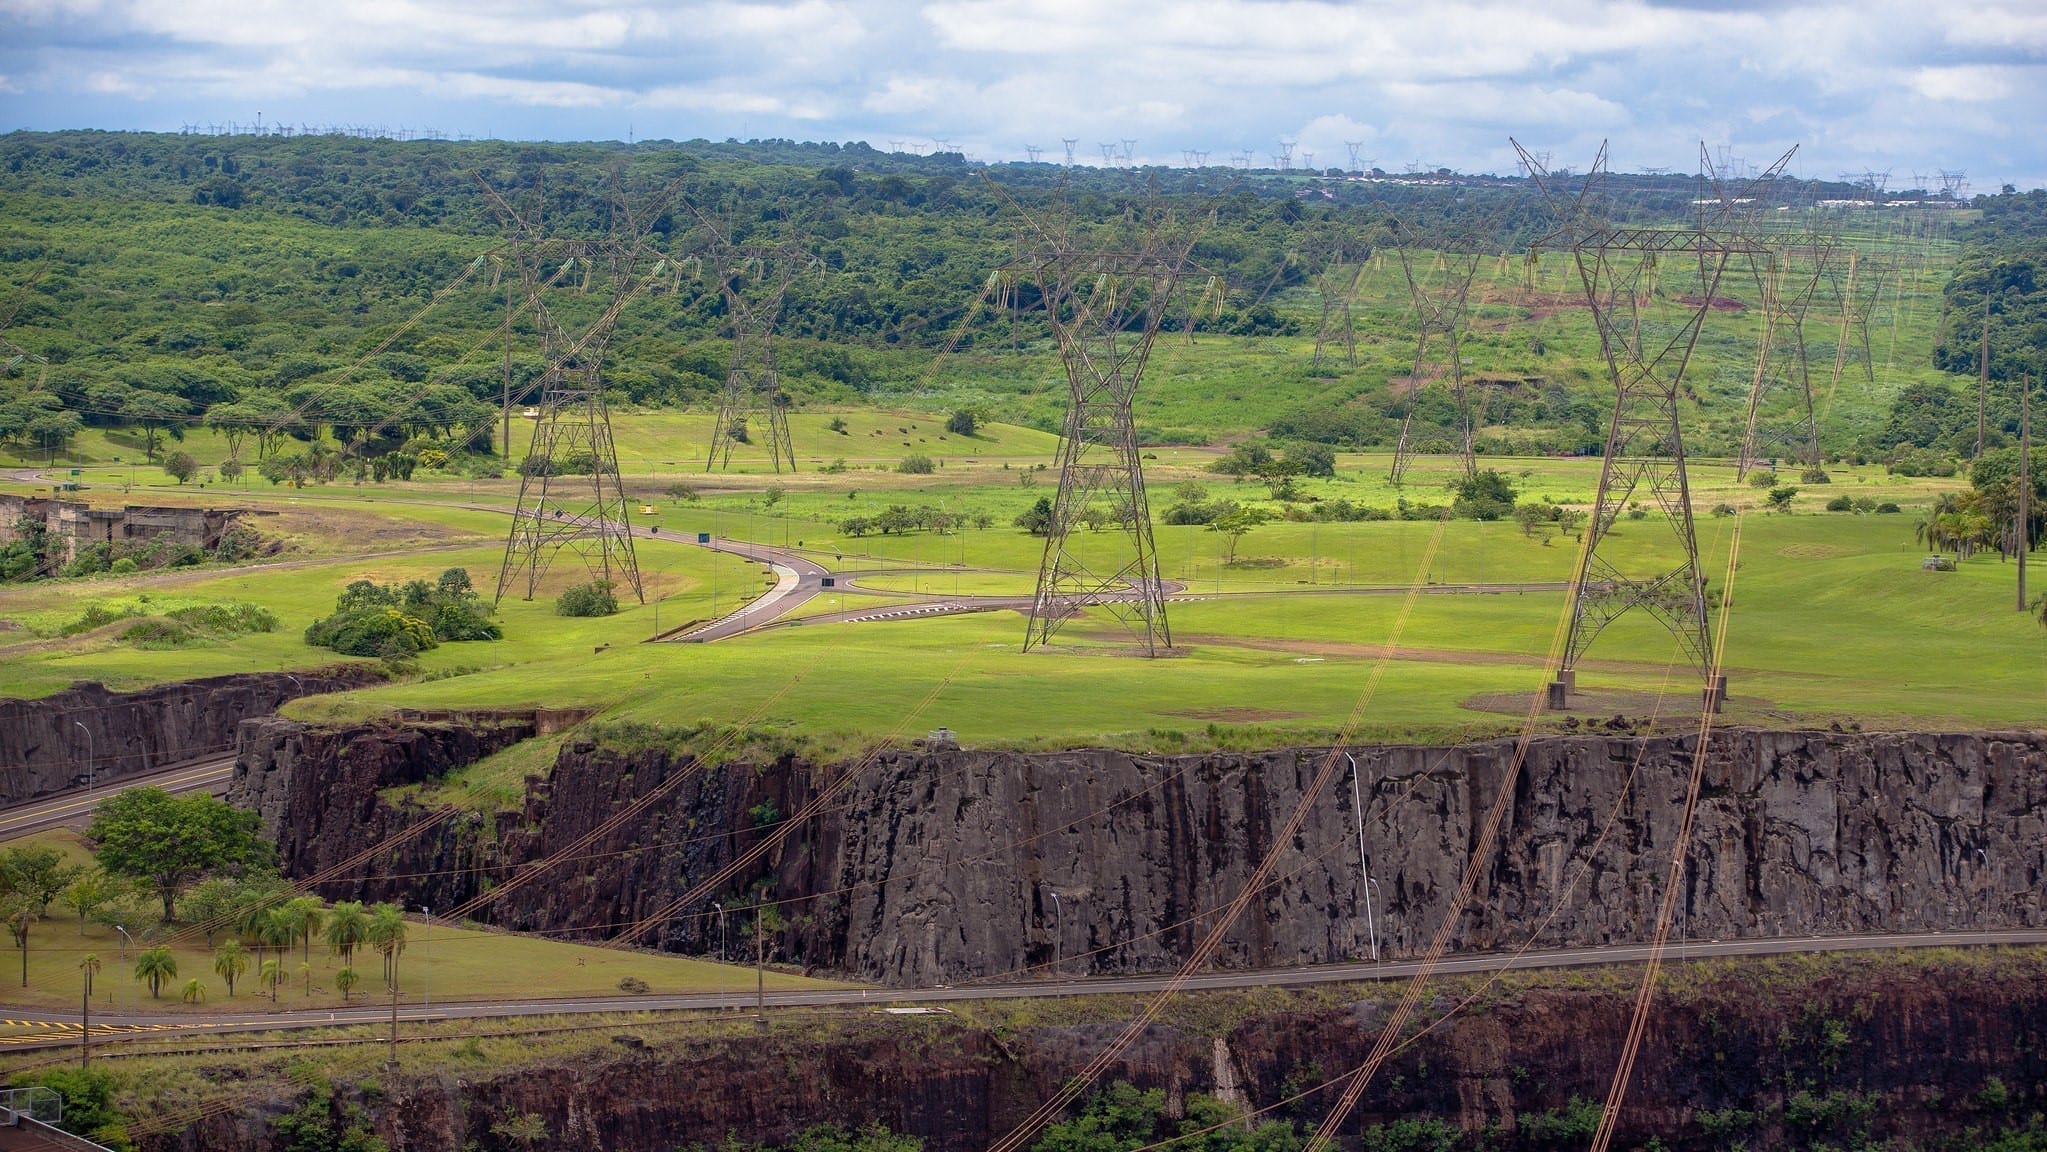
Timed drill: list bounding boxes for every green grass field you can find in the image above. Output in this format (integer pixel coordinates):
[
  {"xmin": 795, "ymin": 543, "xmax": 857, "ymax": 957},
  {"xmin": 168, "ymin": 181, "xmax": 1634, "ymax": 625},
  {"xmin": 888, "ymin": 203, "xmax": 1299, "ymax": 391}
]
[
  {"xmin": 0, "ymin": 828, "xmax": 848, "ymax": 1021},
  {"xmin": 6, "ymin": 440, "xmax": 2037, "ymax": 750}
]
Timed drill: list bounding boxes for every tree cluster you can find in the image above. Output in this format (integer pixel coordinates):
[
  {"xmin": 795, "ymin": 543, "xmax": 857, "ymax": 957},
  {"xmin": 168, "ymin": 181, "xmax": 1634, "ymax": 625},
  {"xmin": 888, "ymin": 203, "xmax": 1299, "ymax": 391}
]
[{"xmin": 303, "ymin": 567, "xmax": 500, "ymax": 657}]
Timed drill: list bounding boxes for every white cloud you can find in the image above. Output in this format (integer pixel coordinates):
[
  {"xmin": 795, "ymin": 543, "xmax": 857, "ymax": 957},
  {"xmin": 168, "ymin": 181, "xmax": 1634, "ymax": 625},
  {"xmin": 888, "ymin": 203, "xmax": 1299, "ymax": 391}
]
[{"xmin": 0, "ymin": 0, "xmax": 2043, "ymax": 185}]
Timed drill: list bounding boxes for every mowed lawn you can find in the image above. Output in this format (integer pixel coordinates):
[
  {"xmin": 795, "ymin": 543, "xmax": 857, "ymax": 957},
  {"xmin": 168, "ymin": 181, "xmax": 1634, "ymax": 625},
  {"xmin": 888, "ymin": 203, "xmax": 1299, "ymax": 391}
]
[
  {"xmin": 0, "ymin": 835, "xmax": 845, "ymax": 1021},
  {"xmin": 3, "ymin": 449, "xmax": 2040, "ymax": 746}
]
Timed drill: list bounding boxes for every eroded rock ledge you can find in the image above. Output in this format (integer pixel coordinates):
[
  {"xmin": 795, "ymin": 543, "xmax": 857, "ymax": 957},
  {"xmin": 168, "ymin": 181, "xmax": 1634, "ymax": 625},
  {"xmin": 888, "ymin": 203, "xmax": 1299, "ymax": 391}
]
[{"xmin": 236, "ymin": 722, "xmax": 2047, "ymax": 985}]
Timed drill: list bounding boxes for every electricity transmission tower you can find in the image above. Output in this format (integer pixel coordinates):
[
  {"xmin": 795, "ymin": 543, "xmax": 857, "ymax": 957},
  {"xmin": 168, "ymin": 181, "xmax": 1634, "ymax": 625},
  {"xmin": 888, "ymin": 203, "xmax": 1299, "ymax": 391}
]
[
  {"xmin": 478, "ymin": 171, "xmax": 676, "ymax": 605},
  {"xmin": 1387, "ymin": 213, "xmax": 1501, "ymax": 485},
  {"xmin": 696, "ymin": 228, "xmax": 812, "ymax": 473},
  {"xmin": 1311, "ymin": 232, "xmax": 1367, "ymax": 369},
  {"xmin": 1517, "ymin": 140, "xmax": 1794, "ymax": 710},
  {"xmin": 987, "ymin": 181, "xmax": 1211, "ymax": 654},
  {"xmin": 1734, "ymin": 204, "xmax": 1845, "ymax": 480}
]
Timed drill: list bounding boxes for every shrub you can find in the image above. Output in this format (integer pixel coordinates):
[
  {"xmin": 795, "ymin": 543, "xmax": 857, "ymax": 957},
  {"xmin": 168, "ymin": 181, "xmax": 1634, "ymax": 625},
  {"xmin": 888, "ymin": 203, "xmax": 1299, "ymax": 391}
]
[
  {"xmin": 1825, "ymin": 495, "xmax": 1855, "ymax": 512},
  {"xmin": 305, "ymin": 568, "xmax": 499, "ymax": 655},
  {"xmin": 108, "ymin": 558, "xmax": 138, "ymax": 575},
  {"xmin": 1801, "ymin": 467, "xmax": 1832, "ymax": 484},
  {"xmin": 119, "ymin": 618, "xmax": 196, "ymax": 646},
  {"xmin": 1710, "ymin": 502, "xmax": 1737, "ymax": 517},
  {"xmin": 1876, "ymin": 501, "xmax": 1901, "ymax": 513},
  {"xmin": 556, "ymin": 580, "xmax": 620, "ymax": 618},
  {"xmin": 617, "ymin": 975, "xmax": 651, "ymax": 995},
  {"xmin": 896, "ymin": 454, "xmax": 936, "ymax": 474},
  {"xmin": 1451, "ymin": 469, "xmax": 1518, "ymax": 521},
  {"xmin": 1747, "ymin": 470, "xmax": 1778, "ymax": 489}
]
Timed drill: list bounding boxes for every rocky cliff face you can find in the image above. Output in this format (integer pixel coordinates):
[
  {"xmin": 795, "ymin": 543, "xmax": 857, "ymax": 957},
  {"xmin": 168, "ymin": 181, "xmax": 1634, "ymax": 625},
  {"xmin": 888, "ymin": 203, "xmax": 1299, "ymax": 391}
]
[
  {"xmin": 0, "ymin": 667, "xmax": 380, "ymax": 806},
  {"xmin": 243, "ymin": 723, "xmax": 2047, "ymax": 986},
  {"xmin": 230, "ymin": 712, "xmax": 536, "ymax": 893},
  {"xmin": 142, "ymin": 950, "xmax": 2047, "ymax": 1152}
]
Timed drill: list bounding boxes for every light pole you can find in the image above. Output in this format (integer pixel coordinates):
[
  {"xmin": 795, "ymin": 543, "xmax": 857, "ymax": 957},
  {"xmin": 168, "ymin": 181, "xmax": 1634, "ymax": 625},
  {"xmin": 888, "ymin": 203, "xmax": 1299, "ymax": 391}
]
[
  {"xmin": 114, "ymin": 926, "xmax": 133, "ymax": 1014},
  {"xmin": 1342, "ymin": 752, "xmax": 1379, "ymax": 962},
  {"xmin": 419, "ymin": 906, "xmax": 430, "ymax": 1008},
  {"xmin": 73, "ymin": 721, "xmax": 92, "ymax": 794},
  {"xmin": 1047, "ymin": 891, "xmax": 1062, "ymax": 975},
  {"xmin": 714, "ymin": 902, "xmax": 726, "ymax": 1010}
]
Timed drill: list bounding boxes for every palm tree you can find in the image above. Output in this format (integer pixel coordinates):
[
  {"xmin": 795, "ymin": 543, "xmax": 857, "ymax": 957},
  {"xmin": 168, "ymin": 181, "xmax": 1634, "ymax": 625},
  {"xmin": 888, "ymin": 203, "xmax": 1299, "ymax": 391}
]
[
  {"xmin": 323, "ymin": 901, "xmax": 369, "ymax": 966},
  {"xmin": 366, "ymin": 903, "xmax": 407, "ymax": 987},
  {"xmin": 235, "ymin": 897, "xmax": 275, "ymax": 968},
  {"xmin": 213, "ymin": 938, "xmax": 249, "ymax": 997},
  {"xmin": 180, "ymin": 977, "xmax": 206, "ymax": 1005},
  {"xmin": 259, "ymin": 958, "xmax": 282, "ymax": 1002},
  {"xmin": 335, "ymin": 965, "xmax": 359, "ymax": 1003},
  {"xmin": 262, "ymin": 907, "xmax": 296, "ymax": 977},
  {"xmin": 134, "ymin": 945, "xmax": 177, "ymax": 999},
  {"xmin": 281, "ymin": 897, "xmax": 324, "ymax": 968}
]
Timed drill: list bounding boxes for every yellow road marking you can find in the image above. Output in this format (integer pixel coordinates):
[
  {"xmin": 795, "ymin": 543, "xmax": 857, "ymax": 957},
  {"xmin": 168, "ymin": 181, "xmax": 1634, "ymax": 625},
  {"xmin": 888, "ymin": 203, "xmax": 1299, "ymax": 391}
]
[{"xmin": 0, "ymin": 763, "xmax": 232, "ymax": 835}]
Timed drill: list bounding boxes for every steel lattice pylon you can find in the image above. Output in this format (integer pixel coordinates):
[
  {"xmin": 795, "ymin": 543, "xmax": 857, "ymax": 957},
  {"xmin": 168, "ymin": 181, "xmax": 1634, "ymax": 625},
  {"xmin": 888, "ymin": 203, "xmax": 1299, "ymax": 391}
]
[
  {"xmin": 1734, "ymin": 223, "xmax": 1843, "ymax": 480},
  {"xmin": 1024, "ymin": 248, "xmax": 1194, "ymax": 654},
  {"xmin": 1311, "ymin": 235, "xmax": 1367, "ymax": 370},
  {"xmin": 479, "ymin": 172, "xmax": 678, "ymax": 605},
  {"xmin": 702, "ymin": 241, "xmax": 808, "ymax": 472},
  {"xmin": 1517, "ymin": 140, "xmax": 1795, "ymax": 709},
  {"xmin": 1387, "ymin": 216, "xmax": 1501, "ymax": 486}
]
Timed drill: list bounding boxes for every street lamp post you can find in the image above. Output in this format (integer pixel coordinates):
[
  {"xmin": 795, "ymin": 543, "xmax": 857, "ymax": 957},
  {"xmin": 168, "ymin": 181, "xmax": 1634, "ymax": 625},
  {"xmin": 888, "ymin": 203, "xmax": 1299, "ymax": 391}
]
[
  {"xmin": 73, "ymin": 721, "xmax": 92, "ymax": 794},
  {"xmin": 419, "ymin": 906, "xmax": 430, "ymax": 1008},
  {"xmin": 714, "ymin": 902, "xmax": 726, "ymax": 1010},
  {"xmin": 1047, "ymin": 891, "xmax": 1062, "ymax": 975},
  {"xmin": 1343, "ymin": 753, "xmax": 1379, "ymax": 962},
  {"xmin": 114, "ymin": 926, "xmax": 134, "ymax": 1014}
]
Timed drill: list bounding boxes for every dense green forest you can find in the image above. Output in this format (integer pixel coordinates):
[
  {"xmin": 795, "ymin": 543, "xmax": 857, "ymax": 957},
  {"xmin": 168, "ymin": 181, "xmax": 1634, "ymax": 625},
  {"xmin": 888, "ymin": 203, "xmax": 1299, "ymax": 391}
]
[
  {"xmin": 0, "ymin": 130, "xmax": 2010, "ymax": 474},
  {"xmin": 1925, "ymin": 188, "xmax": 2047, "ymax": 453}
]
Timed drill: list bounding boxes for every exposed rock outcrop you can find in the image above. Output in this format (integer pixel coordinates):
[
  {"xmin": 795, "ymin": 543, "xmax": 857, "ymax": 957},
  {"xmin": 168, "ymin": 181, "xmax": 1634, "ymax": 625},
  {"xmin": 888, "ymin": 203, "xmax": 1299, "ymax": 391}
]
[
  {"xmin": 243, "ymin": 723, "xmax": 2047, "ymax": 985},
  {"xmin": 0, "ymin": 667, "xmax": 379, "ymax": 805},
  {"xmin": 143, "ymin": 950, "xmax": 2047, "ymax": 1152}
]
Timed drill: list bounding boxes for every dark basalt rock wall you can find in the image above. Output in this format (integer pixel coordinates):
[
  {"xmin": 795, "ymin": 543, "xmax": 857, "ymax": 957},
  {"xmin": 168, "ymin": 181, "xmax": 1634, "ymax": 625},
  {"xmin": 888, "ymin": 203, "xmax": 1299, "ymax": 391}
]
[
  {"xmin": 242, "ymin": 722, "xmax": 2047, "ymax": 986},
  {"xmin": 144, "ymin": 951, "xmax": 2047, "ymax": 1152},
  {"xmin": 0, "ymin": 666, "xmax": 379, "ymax": 805}
]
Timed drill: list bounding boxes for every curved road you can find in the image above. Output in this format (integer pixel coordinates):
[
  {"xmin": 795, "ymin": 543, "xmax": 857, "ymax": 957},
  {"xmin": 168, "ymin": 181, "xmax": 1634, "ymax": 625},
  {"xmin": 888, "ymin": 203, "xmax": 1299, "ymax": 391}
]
[
  {"xmin": 2, "ymin": 928, "xmax": 2041, "ymax": 1053},
  {"xmin": 0, "ymin": 756, "xmax": 236, "ymax": 842}
]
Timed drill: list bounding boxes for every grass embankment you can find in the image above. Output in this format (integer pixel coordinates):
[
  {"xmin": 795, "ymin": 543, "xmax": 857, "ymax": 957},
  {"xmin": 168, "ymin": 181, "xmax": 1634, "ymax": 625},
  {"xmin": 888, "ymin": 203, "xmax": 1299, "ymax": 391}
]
[{"xmin": 0, "ymin": 828, "xmax": 846, "ymax": 1023}]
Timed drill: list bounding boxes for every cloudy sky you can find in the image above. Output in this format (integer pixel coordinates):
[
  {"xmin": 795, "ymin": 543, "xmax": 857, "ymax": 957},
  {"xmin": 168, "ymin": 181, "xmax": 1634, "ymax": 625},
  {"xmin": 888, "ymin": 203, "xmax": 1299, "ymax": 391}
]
[{"xmin": 2, "ymin": 0, "xmax": 2043, "ymax": 187}]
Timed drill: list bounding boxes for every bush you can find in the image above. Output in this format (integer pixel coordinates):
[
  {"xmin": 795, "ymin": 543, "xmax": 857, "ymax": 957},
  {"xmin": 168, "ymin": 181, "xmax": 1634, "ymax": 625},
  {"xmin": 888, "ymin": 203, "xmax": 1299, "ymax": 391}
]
[
  {"xmin": 896, "ymin": 454, "xmax": 936, "ymax": 474},
  {"xmin": 305, "ymin": 568, "xmax": 500, "ymax": 656},
  {"xmin": 1825, "ymin": 495, "xmax": 1855, "ymax": 511},
  {"xmin": 556, "ymin": 580, "xmax": 620, "ymax": 618},
  {"xmin": 1876, "ymin": 501, "xmax": 1901, "ymax": 514},
  {"xmin": 1451, "ymin": 469, "xmax": 1518, "ymax": 520},
  {"xmin": 1800, "ymin": 467, "xmax": 1832, "ymax": 484},
  {"xmin": 945, "ymin": 409, "xmax": 977, "ymax": 436},
  {"xmin": 119, "ymin": 618, "xmax": 199, "ymax": 646},
  {"xmin": 617, "ymin": 975, "xmax": 650, "ymax": 995},
  {"xmin": 1747, "ymin": 470, "xmax": 1779, "ymax": 489},
  {"xmin": 108, "ymin": 558, "xmax": 138, "ymax": 575}
]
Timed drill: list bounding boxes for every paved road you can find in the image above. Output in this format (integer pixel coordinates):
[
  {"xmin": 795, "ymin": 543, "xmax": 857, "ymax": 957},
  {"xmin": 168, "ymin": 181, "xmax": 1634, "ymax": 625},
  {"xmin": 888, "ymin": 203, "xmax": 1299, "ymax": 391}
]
[
  {"xmin": 659, "ymin": 537, "xmax": 833, "ymax": 643},
  {"xmin": 0, "ymin": 757, "xmax": 236, "ymax": 842},
  {"xmin": 3, "ymin": 929, "xmax": 2041, "ymax": 1053}
]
